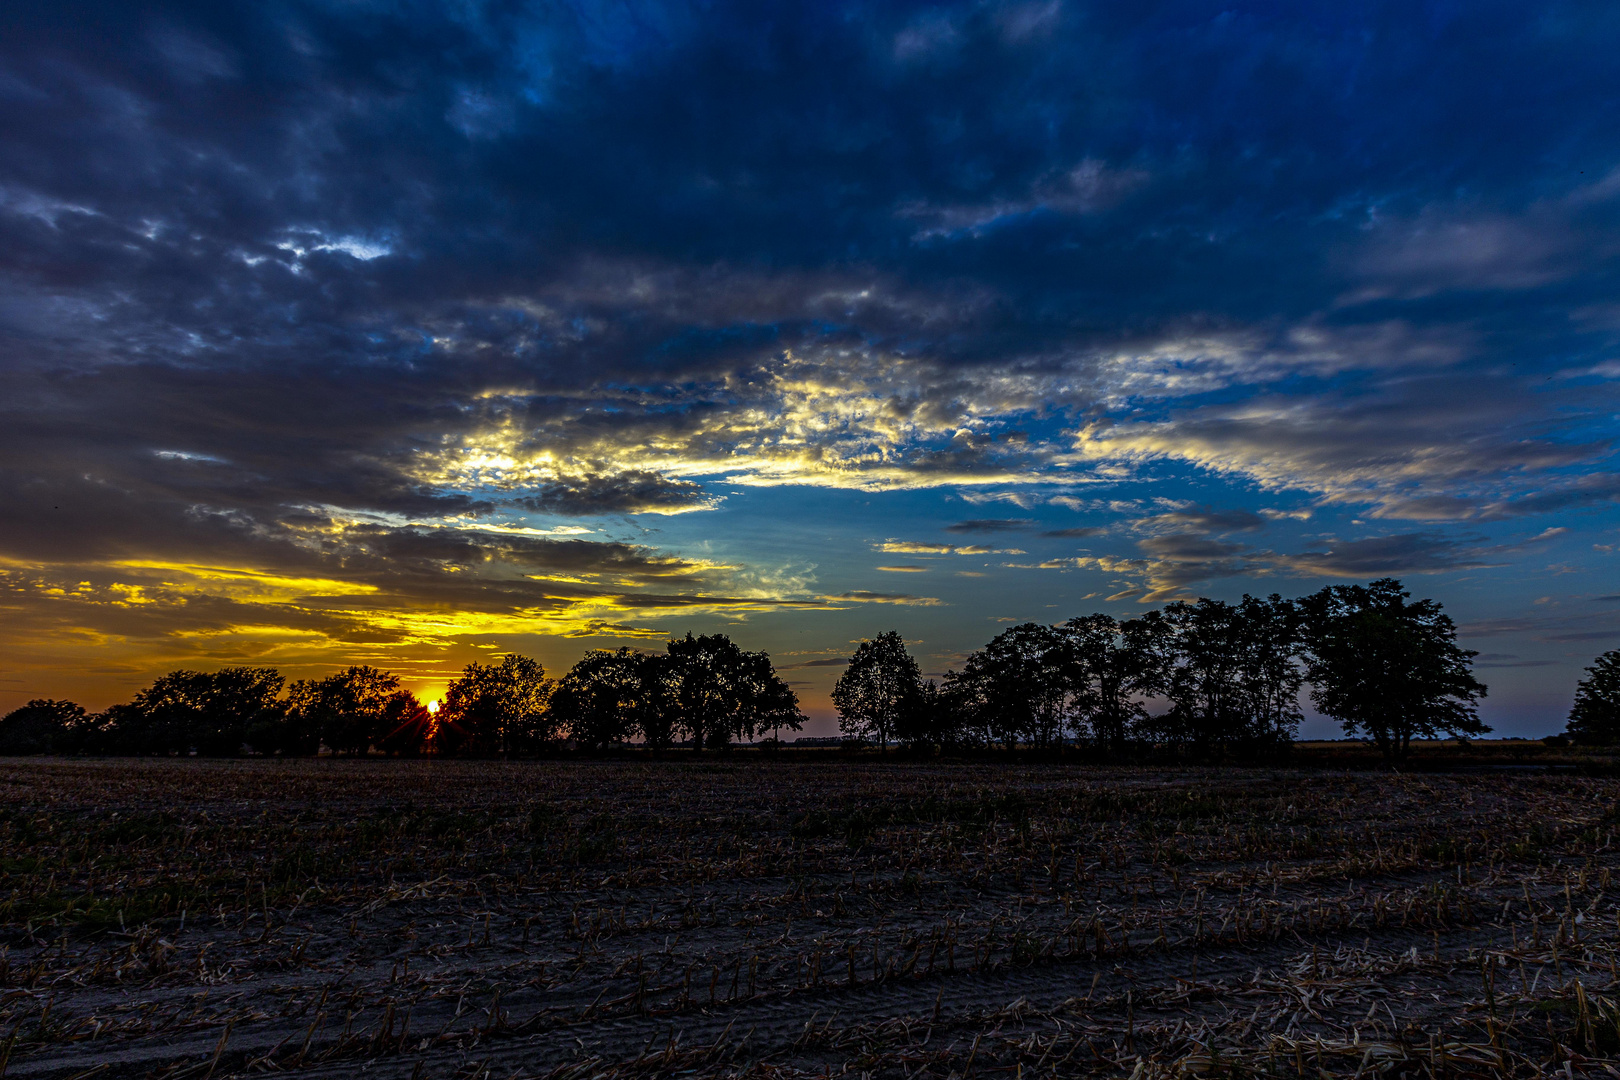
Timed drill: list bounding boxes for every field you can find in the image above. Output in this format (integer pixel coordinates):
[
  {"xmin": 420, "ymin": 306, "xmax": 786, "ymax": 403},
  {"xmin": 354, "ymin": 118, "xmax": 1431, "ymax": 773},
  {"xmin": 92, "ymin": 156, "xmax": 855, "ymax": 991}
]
[{"xmin": 2, "ymin": 760, "xmax": 1619, "ymax": 1078}]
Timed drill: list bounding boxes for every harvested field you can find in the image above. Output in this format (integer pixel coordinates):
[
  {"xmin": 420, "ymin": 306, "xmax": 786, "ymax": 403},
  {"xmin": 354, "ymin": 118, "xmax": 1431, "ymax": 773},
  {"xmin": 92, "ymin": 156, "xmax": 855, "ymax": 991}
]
[{"xmin": 2, "ymin": 760, "xmax": 1619, "ymax": 1078}]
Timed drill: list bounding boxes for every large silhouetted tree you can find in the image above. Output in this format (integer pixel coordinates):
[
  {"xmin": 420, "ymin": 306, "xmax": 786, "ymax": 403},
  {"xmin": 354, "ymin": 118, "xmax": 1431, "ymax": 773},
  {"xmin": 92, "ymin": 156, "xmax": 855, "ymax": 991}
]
[
  {"xmin": 665, "ymin": 633, "xmax": 801, "ymax": 750},
  {"xmin": 436, "ymin": 655, "xmax": 553, "ymax": 757},
  {"xmin": 374, "ymin": 691, "xmax": 433, "ymax": 756},
  {"xmin": 1157, "ymin": 599, "xmax": 1250, "ymax": 752},
  {"xmin": 0, "ymin": 699, "xmax": 86, "ymax": 755},
  {"xmin": 1153, "ymin": 596, "xmax": 1303, "ymax": 756},
  {"xmin": 833, "ymin": 631, "xmax": 922, "ymax": 752},
  {"xmin": 287, "ymin": 666, "xmax": 403, "ymax": 756},
  {"xmin": 1567, "ymin": 649, "xmax": 1620, "ymax": 745},
  {"xmin": 896, "ymin": 678, "xmax": 948, "ymax": 751},
  {"xmin": 946, "ymin": 623, "xmax": 1076, "ymax": 751},
  {"xmin": 103, "ymin": 668, "xmax": 286, "ymax": 756},
  {"xmin": 735, "ymin": 649, "xmax": 803, "ymax": 743},
  {"xmin": 633, "ymin": 652, "xmax": 680, "ymax": 754},
  {"xmin": 1234, "ymin": 594, "xmax": 1306, "ymax": 746},
  {"xmin": 551, "ymin": 648, "xmax": 650, "ymax": 751},
  {"xmin": 1059, "ymin": 612, "xmax": 1174, "ymax": 753},
  {"xmin": 1298, "ymin": 578, "xmax": 1487, "ymax": 760}
]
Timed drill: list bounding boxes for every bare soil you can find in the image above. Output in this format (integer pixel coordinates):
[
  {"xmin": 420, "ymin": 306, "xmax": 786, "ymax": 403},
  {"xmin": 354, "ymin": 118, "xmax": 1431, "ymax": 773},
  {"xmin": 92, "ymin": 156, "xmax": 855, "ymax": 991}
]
[{"xmin": 1, "ymin": 758, "xmax": 1617, "ymax": 1078}]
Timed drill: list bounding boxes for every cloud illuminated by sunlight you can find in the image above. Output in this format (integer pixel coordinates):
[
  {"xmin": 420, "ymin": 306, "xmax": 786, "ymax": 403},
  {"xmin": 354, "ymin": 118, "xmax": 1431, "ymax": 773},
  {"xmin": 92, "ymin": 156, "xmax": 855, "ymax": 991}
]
[{"xmin": 109, "ymin": 561, "xmax": 381, "ymax": 600}]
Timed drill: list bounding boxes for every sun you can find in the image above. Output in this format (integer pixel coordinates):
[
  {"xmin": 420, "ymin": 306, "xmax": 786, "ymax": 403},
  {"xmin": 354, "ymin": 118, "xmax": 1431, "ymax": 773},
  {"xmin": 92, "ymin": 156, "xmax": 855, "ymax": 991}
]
[{"xmin": 426, "ymin": 699, "xmax": 440, "ymax": 714}]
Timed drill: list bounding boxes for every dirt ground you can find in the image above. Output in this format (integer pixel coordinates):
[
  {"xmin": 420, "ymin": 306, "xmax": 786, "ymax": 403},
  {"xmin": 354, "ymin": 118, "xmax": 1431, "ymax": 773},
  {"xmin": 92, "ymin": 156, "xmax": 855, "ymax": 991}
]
[{"xmin": 2, "ymin": 758, "xmax": 1618, "ymax": 1078}]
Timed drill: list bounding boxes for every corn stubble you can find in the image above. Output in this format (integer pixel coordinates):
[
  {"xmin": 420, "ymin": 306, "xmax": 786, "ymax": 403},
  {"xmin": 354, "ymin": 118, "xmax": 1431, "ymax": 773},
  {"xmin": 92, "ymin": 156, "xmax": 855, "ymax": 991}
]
[{"xmin": 1, "ymin": 759, "xmax": 1617, "ymax": 1078}]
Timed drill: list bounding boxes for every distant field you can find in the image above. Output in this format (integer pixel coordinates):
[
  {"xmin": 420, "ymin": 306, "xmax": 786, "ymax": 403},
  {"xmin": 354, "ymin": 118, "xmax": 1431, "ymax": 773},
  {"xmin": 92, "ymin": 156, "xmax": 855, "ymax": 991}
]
[{"xmin": 2, "ymin": 759, "xmax": 1619, "ymax": 1078}]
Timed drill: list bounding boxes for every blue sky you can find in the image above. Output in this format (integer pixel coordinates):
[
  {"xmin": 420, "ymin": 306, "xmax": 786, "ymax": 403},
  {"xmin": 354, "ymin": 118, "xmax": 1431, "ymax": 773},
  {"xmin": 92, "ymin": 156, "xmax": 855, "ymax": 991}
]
[{"xmin": 1, "ymin": 0, "xmax": 1618, "ymax": 735}]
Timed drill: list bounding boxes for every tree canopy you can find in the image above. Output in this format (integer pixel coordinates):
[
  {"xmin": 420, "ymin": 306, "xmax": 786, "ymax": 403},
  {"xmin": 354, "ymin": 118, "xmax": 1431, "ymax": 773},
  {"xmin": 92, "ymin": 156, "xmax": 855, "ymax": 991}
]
[
  {"xmin": 288, "ymin": 666, "xmax": 403, "ymax": 757},
  {"xmin": 665, "ymin": 633, "xmax": 802, "ymax": 750},
  {"xmin": 1567, "ymin": 649, "xmax": 1620, "ymax": 745},
  {"xmin": 0, "ymin": 699, "xmax": 86, "ymax": 755},
  {"xmin": 1156, "ymin": 595, "xmax": 1302, "ymax": 755},
  {"xmin": 833, "ymin": 631, "xmax": 923, "ymax": 751},
  {"xmin": 436, "ymin": 655, "xmax": 553, "ymax": 757},
  {"xmin": 550, "ymin": 648, "xmax": 657, "ymax": 752},
  {"xmin": 1298, "ymin": 578, "xmax": 1487, "ymax": 759},
  {"xmin": 94, "ymin": 668, "xmax": 286, "ymax": 756},
  {"xmin": 1060, "ymin": 613, "xmax": 1172, "ymax": 754},
  {"xmin": 945, "ymin": 623, "xmax": 1076, "ymax": 752}
]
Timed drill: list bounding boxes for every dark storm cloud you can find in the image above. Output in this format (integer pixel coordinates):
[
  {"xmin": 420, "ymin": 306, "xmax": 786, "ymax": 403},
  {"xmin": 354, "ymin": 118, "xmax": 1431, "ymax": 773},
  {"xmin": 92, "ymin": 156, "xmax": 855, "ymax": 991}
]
[
  {"xmin": 514, "ymin": 471, "xmax": 713, "ymax": 515},
  {"xmin": 4, "ymin": 0, "xmax": 1620, "ymax": 673},
  {"xmin": 5, "ymin": 1, "xmax": 1618, "ymax": 499}
]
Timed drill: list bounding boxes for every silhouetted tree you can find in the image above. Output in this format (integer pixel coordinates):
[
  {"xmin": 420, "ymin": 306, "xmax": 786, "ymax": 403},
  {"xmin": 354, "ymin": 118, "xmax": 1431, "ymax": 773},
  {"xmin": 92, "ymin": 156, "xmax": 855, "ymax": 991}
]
[
  {"xmin": 1151, "ymin": 596, "xmax": 1302, "ymax": 757},
  {"xmin": 736, "ymin": 649, "xmax": 803, "ymax": 743},
  {"xmin": 1154, "ymin": 599, "xmax": 1248, "ymax": 752},
  {"xmin": 551, "ymin": 648, "xmax": 649, "ymax": 751},
  {"xmin": 833, "ymin": 631, "xmax": 922, "ymax": 752},
  {"xmin": 946, "ymin": 623, "xmax": 1076, "ymax": 751},
  {"xmin": 1234, "ymin": 594, "xmax": 1306, "ymax": 746},
  {"xmin": 56, "ymin": 707, "xmax": 113, "ymax": 755},
  {"xmin": 0, "ymin": 699, "xmax": 86, "ymax": 755},
  {"xmin": 1567, "ymin": 648, "xmax": 1620, "ymax": 745},
  {"xmin": 1298, "ymin": 578, "xmax": 1487, "ymax": 760},
  {"xmin": 89, "ymin": 703, "xmax": 145, "ymax": 755},
  {"xmin": 665, "ymin": 633, "xmax": 731, "ymax": 750},
  {"xmin": 1059, "ymin": 612, "xmax": 1174, "ymax": 754},
  {"xmin": 102, "ymin": 668, "xmax": 286, "ymax": 756},
  {"xmin": 937, "ymin": 668, "xmax": 990, "ymax": 750},
  {"xmin": 664, "ymin": 633, "xmax": 801, "ymax": 750},
  {"xmin": 634, "ymin": 652, "xmax": 680, "ymax": 754},
  {"xmin": 288, "ymin": 666, "xmax": 400, "ymax": 756},
  {"xmin": 375, "ymin": 691, "xmax": 433, "ymax": 756},
  {"xmin": 895, "ymin": 678, "xmax": 948, "ymax": 751},
  {"xmin": 436, "ymin": 655, "xmax": 553, "ymax": 756}
]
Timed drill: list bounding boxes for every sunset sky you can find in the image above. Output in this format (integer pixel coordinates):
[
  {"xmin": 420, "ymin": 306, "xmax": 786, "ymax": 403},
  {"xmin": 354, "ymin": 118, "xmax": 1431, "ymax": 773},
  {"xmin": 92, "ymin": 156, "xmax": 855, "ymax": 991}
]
[{"xmin": 3, "ymin": 1, "xmax": 1619, "ymax": 736}]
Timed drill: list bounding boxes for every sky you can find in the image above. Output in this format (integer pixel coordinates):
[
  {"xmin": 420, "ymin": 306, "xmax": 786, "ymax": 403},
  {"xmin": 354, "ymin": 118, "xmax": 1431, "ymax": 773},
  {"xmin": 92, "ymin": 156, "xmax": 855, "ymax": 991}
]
[{"xmin": 2, "ymin": 1, "xmax": 1619, "ymax": 737}]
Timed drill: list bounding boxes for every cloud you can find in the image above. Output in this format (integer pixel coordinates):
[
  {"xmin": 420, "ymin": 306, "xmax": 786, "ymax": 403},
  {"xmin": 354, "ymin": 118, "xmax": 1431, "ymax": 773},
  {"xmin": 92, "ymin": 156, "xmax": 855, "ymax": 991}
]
[
  {"xmin": 901, "ymin": 159, "xmax": 1149, "ymax": 240},
  {"xmin": 830, "ymin": 591, "xmax": 945, "ymax": 606},
  {"xmin": 1275, "ymin": 533, "xmax": 1497, "ymax": 577},
  {"xmin": 1133, "ymin": 506, "xmax": 1267, "ymax": 535},
  {"xmin": 1474, "ymin": 655, "xmax": 1559, "ymax": 669},
  {"xmin": 1345, "ymin": 212, "xmax": 1576, "ymax": 299},
  {"xmin": 876, "ymin": 540, "xmax": 1020, "ymax": 555},
  {"xmin": 944, "ymin": 518, "xmax": 1034, "ymax": 533},
  {"xmin": 1012, "ymin": 529, "xmax": 1524, "ymax": 601},
  {"xmin": 4, "ymin": 0, "xmax": 1620, "ymax": 706},
  {"xmin": 1075, "ymin": 383, "xmax": 1612, "ymax": 520},
  {"xmin": 514, "ymin": 471, "xmax": 717, "ymax": 516},
  {"xmin": 0, "ymin": 505, "xmax": 887, "ymax": 696}
]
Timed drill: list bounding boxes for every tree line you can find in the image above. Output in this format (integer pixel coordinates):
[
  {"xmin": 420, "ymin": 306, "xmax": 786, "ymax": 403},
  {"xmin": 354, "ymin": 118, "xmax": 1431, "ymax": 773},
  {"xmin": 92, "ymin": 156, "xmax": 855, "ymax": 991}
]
[
  {"xmin": 0, "ymin": 633, "xmax": 801, "ymax": 758},
  {"xmin": 835, "ymin": 578, "xmax": 1493, "ymax": 760},
  {"xmin": 3, "ymin": 577, "xmax": 1616, "ymax": 761}
]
